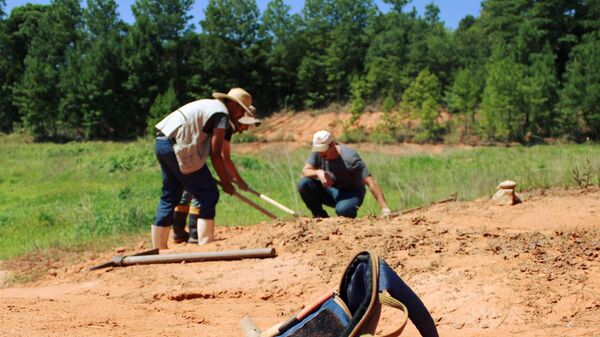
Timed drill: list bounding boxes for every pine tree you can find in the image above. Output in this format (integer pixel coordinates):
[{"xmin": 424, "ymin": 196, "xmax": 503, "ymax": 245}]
[
  {"xmin": 446, "ymin": 67, "xmax": 480, "ymax": 136},
  {"xmin": 521, "ymin": 43, "xmax": 558, "ymax": 139},
  {"xmin": 0, "ymin": 0, "xmax": 10, "ymax": 131},
  {"xmin": 481, "ymin": 45, "xmax": 525, "ymax": 141},
  {"xmin": 322, "ymin": 0, "xmax": 375, "ymax": 101},
  {"xmin": 123, "ymin": 0, "xmax": 194, "ymax": 136},
  {"xmin": 402, "ymin": 68, "xmax": 442, "ymax": 140},
  {"xmin": 146, "ymin": 83, "xmax": 179, "ymax": 135},
  {"xmin": 559, "ymin": 32, "xmax": 600, "ymax": 140},
  {"xmin": 364, "ymin": 8, "xmax": 413, "ymax": 99},
  {"xmin": 1, "ymin": 4, "xmax": 48, "ymax": 133},
  {"xmin": 196, "ymin": 0, "xmax": 267, "ymax": 112},
  {"xmin": 261, "ymin": 0, "xmax": 302, "ymax": 110},
  {"xmin": 296, "ymin": 0, "xmax": 335, "ymax": 107},
  {"xmin": 12, "ymin": 0, "xmax": 81, "ymax": 139},
  {"xmin": 59, "ymin": 0, "xmax": 128, "ymax": 139}
]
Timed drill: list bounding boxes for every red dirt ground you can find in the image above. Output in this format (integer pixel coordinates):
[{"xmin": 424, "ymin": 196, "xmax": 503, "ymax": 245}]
[{"xmin": 1, "ymin": 188, "xmax": 599, "ymax": 337}]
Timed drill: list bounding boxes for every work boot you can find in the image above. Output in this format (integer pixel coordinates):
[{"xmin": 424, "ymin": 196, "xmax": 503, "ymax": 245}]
[
  {"xmin": 172, "ymin": 206, "xmax": 190, "ymax": 243},
  {"xmin": 196, "ymin": 219, "xmax": 214, "ymax": 245},
  {"xmin": 151, "ymin": 225, "xmax": 170, "ymax": 249},
  {"xmin": 187, "ymin": 206, "xmax": 200, "ymax": 244}
]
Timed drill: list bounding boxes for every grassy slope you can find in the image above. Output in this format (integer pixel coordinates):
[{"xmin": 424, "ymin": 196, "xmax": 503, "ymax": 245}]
[{"xmin": 1, "ymin": 134, "xmax": 598, "ymax": 259}]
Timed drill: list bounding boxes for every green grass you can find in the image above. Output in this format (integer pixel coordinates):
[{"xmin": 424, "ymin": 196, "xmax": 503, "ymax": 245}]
[{"xmin": 1, "ymin": 134, "xmax": 599, "ymax": 259}]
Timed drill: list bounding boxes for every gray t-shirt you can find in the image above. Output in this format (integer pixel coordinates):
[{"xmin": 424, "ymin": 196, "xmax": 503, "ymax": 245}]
[{"xmin": 306, "ymin": 144, "xmax": 371, "ymax": 189}]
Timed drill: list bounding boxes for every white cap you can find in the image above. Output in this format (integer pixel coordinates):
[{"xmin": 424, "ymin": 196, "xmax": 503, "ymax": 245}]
[{"xmin": 312, "ymin": 130, "xmax": 333, "ymax": 152}]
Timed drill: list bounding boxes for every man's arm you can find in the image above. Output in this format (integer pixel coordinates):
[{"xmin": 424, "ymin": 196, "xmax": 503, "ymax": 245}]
[
  {"xmin": 221, "ymin": 140, "xmax": 249, "ymax": 191},
  {"xmin": 302, "ymin": 163, "xmax": 333, "ymax": 187},
  {"xmin": 210, "ymin": 128, "xmax": 235, "ymax": 195},
  {"xmin": 363, "ymin": 175, "xmax": 391, "ymax": 216}
]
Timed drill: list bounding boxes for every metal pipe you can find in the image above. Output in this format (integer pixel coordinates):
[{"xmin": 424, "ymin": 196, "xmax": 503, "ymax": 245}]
[{"xmin": 117, "ymin": 248, "xmax": 276, "ymax": 266}]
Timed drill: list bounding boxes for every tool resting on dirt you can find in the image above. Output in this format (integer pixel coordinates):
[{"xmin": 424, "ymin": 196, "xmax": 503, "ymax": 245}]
[
  {"xmin": 88, "ymin": 248, "xmax": 276, "ymax": 271},
  {"xmin": 241, "ymin": 250, "xmax": 439, "ymax": 337}
]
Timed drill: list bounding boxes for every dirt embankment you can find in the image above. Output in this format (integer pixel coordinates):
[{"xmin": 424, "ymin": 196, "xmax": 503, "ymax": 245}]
[{"xmin": 1, "ymin": 188, "xmax": 599, "ymax": 337}]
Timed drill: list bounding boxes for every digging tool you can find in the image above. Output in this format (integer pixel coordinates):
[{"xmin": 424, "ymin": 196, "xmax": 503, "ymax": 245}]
[
  {"xmin": 88, "ymin": 247, "xmax": 276, "ymax": 270},
  {"xmin": 244, "ymin": 187, "xmax": 299, "ymax": 216},
  {"xmin": 215, "ymin": 180, "xmax": 277, "ymax": 219}
]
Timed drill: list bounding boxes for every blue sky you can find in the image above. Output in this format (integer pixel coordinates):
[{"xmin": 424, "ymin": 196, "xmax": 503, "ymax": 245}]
[{"xmin": 4, "ymin": 0, "xmax": 481, "ymax": 30}]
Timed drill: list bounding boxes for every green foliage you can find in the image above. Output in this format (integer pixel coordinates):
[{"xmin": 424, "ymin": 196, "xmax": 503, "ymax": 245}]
[
  {"xmin": 58, "ymin": 0, "xmax": 129, "ymax": 139},
  {"xmin": 481, "ymin": 46, "xmax": 525, "ymax": 141},
  {"xmin": 402, "ymin": 69, "xmax": 442, "ymax": 140},
  {"xmin": 1, "ymin": 0, "xmax": 600, "ymax": 142},
  {"xmin": 2, "ymin": 136, "xmax": 599, "ymax": 259},
  {"xmin": 446, "ymin": 67, "xmax": 481, "ymax": 137},
  {"xmin": 382, "ymin": 92, "xmax": 396, "ymax": 113},
  {"xmin": 231, "ymin": 132, "xmax": 259, "ymax": 143},
  {"xmin": 446, "ymin": 68, "xmax": 479, "ymax": 115},
  {"xmin": 558, "ymin": 32, "xmax": 600, "ymax": 140},
  {"xmin": 261, "ymin": 0, "xmax": 302, "ymax": 110},
  {"xmin": 349, "ymin": 75, "xmax": 368, "ymax": 115},
  {"xmin": 122, "ymin": 0, "xmax": 195, "ymax": 137},
  {"xmin": 521, "ymin": 43, "xmax": 558, "ymax": 140},
  {"xmin": 146, "ymin": 84, "xmax": 179, "ymax": 136},
  {"xmin": 369, "ymin": 125, "xmax": 395, "ymax": 144},
  {"xmin": 402, "ymin": 69, "xmax": 441, "ymax": 114},
  {"xmin": 200, "ymin": 0, "xmax": 262, "ymax": 98},
  {"xmin": 12, "ymin": 0, "xmax": 81, "ymax": 140},
  {"xmin": 340, "ymin": 126, "xmax": 368, "ymax": 143}
]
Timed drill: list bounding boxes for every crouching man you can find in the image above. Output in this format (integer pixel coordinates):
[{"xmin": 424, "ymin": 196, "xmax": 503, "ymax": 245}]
[{"xmin": 298, "ymin": 130, "xmax": 391, "ymax": 218}]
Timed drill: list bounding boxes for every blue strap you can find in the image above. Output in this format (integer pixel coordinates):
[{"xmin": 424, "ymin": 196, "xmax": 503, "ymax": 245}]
[{"xmin": 378, "ymin": 260, "xmax": 439, "ymax": 337}]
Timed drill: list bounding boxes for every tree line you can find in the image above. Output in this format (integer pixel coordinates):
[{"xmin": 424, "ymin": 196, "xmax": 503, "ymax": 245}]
[{"xmin": 0, "ymin": 0, "xmax": 598, "ymax": 142}]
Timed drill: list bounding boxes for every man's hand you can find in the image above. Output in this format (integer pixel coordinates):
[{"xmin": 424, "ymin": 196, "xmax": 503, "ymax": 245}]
[
  {"xmin": 221, "ymin": 182, "xmax": 235, "ymax": 195},
  {"xmin": 317, "ymin": 169, "xmax": 334, "ymax": 187},
  {"xmin": 381, "ymin": 207, "xmax": 392, "ymax": 217}
]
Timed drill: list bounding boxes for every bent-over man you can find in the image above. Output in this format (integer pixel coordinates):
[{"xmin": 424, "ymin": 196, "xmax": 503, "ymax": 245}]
[
  {"xmin": 152, "ymin": 88, "xmax": 260, "ymax": 249},
  {"xmin": 172, "ymin": 106, "xmax": 260, "ymax": 244}
]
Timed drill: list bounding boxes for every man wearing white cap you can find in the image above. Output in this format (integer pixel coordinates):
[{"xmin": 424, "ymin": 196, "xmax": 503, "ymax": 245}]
[
  {"xmin": 152, "ymin": 88, "xmax": 261, "ymax": 249},
  {"xmin": 298, "ymin": 130, "xmax": 391, "ymax": 218}
]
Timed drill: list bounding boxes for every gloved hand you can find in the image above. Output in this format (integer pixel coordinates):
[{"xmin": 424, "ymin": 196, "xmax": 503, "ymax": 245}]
[{"xmin": 381, "ymin": 207, "xmax": 392, "ymax": 217}]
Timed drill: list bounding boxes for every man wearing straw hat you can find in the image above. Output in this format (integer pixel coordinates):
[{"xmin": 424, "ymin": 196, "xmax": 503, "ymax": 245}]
[
  {"xmin": 172, "ymin": 105, "xmax": 260, "ymax": 244},
  {"xmin": 298, "ymin": 130, "xmax": 391, "ymax": 218},
  {"xmin": 152, "ymin": 88, "xmax": 260, "ymax": 249}
]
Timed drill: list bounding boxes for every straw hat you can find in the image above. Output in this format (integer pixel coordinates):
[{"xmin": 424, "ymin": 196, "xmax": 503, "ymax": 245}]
[{"xmin": 213, "ymin": 88, "xmax": 260, "ymax": 125}]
